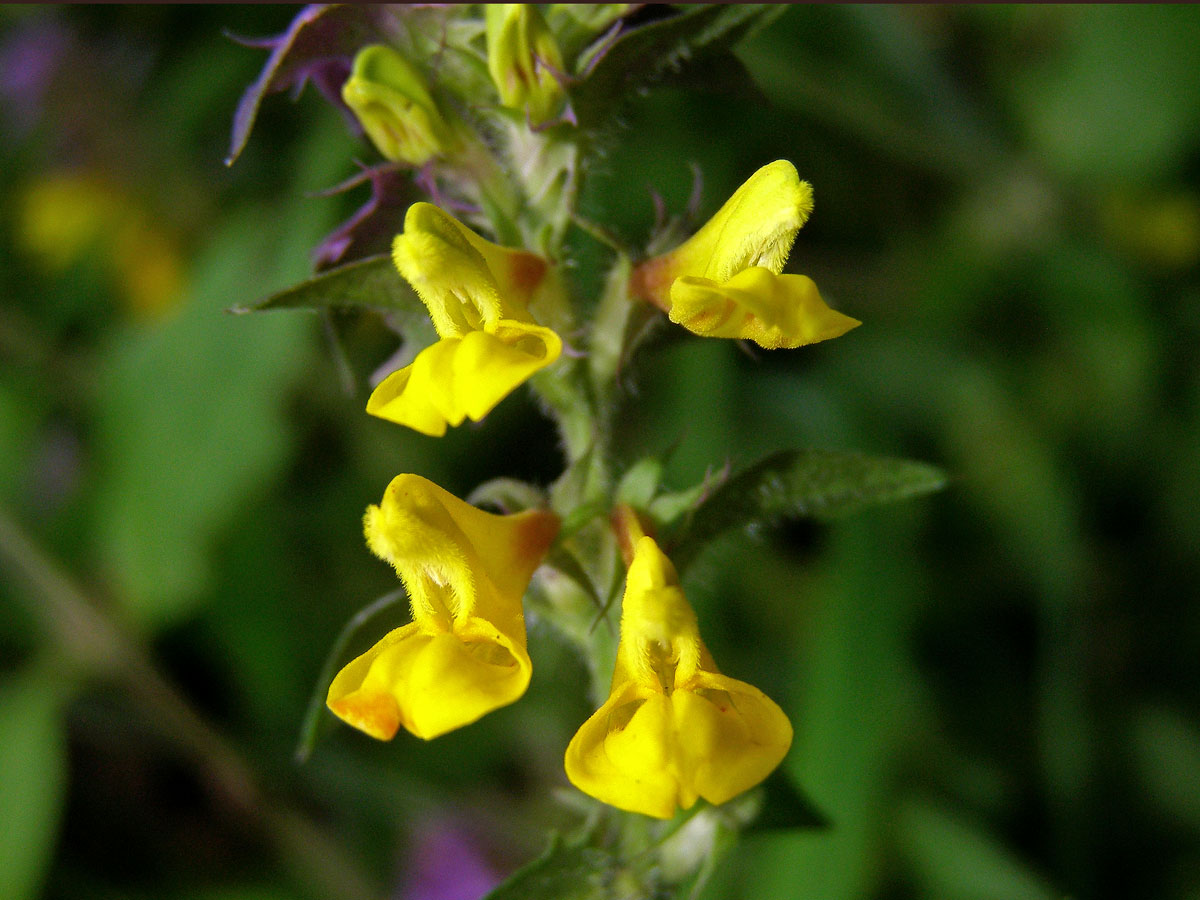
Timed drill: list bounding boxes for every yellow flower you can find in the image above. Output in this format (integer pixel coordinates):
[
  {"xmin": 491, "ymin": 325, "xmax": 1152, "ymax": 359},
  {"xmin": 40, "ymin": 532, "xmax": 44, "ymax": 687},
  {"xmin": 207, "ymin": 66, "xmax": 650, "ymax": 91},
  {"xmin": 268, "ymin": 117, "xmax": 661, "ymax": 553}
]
[
  {"xmin": 367, "ymin": 203, "xmax": 563, "ymax": 436},
  {"xmin": 565, "ymin": 535, "xmax": 792, "ymax": 819},
  {"xmin": 342, "ymin": 45, "xmax": 452, "ymax": 166},
  {"xmin": 631, "ymin": 160, "xmax": 860, "ymax": 349},
  {"xmin": 327, "ymin": 474, "xmax": 559, "ymax": 741},
  {"xmin": 486, "ymin": 4, "xmax": 566, "ymax": 125}
]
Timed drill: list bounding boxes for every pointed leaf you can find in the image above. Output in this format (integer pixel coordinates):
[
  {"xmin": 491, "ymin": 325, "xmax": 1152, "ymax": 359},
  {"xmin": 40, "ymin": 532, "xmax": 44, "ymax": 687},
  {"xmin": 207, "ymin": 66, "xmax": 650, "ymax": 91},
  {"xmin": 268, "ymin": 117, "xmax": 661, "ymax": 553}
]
[
  {"xmin": 669, "ymin": 449, "xmax": 946, "ymax": 570},
  {"xmin": 231, "ymin": 255, "xmax": 436, "ymax": 341},
  {"xmin": 544, "ymin": 547, "xmax": 604, "ymax": 613},
  {"xmin": 646, "ymin": 464, "xmax": 726, "ymax": 529},
  {"xmin": 557, "ymin": 499, "xmax": 609, "ymax": 541}
]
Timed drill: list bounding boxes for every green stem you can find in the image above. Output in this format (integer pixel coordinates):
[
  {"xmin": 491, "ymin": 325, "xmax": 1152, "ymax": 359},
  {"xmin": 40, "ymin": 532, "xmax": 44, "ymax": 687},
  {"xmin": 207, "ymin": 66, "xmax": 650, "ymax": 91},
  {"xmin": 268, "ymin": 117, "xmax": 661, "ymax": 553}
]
[
  {"xmin": 0, "ymin": 509, "xmax": 380, "ymax": 900},
  {"xmin": 587, "ymin": 254, "xmax": 634, "ymax": 411},
  {"xmin": 531, "ymin": 358, "xmax": 597, "ymax": 467}
]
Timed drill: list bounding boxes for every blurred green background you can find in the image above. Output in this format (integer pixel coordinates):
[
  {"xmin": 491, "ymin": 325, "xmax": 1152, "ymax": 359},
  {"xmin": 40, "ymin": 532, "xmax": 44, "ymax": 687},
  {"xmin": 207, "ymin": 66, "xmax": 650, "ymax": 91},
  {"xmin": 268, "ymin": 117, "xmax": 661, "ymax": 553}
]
[{"xmin": 3, "ymin": 5, "xmax": 1200, "ymax": 900}]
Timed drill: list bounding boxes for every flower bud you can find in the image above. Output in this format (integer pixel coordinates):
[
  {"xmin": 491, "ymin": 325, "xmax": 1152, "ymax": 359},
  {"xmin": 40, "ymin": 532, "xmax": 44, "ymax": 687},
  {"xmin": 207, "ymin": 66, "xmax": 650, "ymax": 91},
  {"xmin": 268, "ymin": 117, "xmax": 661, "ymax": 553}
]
[
  {"xmin": 342, "ymin": 44, "xmax": 451, "ymax": 165},
  {"xmin": 486, "ymin": 4, "xmax": 566, "ymax": 125}
]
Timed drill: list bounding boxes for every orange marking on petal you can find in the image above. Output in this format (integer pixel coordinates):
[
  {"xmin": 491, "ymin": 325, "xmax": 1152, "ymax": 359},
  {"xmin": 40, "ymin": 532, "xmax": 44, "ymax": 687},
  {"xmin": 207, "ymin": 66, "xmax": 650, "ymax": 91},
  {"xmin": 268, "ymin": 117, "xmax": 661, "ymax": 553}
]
[
  {"xmin": 329, "ymin": 694, "xmax": 402, "ymax": 741},
  {"xmin": 628, "ymin": 257, "xmax": 674, "ymax": 311},
  {"xmin": 508, "ymin": 252, "xmax": 548, "ymax": 295}
]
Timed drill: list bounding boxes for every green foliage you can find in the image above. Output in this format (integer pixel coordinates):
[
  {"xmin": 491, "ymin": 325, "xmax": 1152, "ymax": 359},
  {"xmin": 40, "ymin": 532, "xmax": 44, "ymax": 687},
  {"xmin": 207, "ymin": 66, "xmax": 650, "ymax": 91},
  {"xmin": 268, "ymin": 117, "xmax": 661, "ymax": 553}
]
[
  {"xmin": 482, "ymin": 836, "xmax": 628, "ymax": 900},
  {"xmin": 1006, "ymin": 5, "xmax": 1200, "ymax": 182},
  {"xmin": 1130, "ymin": 706, "xmax": 1200, "ymax": 833},
  {"xmin": 573, "ymin": 4, "xmax": 784, "ymax": 129},
  {"xmin": 668, "ymin": 450, "xmax": 946, "ymax": 571},
  {"xmin": 485, "ymin": 779, "xmax": 829, "ymax": 900},
  {"xmin": 0, "ymin": 376, "xmax": 42, "ymax": 507},
  {"xmin": 232, "ymin": 254, "xmax": 410, "ymax": 313},
  {"xmin": 84, "ymin": 107, "xmax": 350, "ymax": 631},
  {"xmin": 723, "ymin": 517, "xmax": 924, "ymax": 900},
  {"xmin": 89, "ymin": 211, "xmax": 317, "ymax": 629},
  {"xmin": 896, "ymin": 800, "xmax": 1058, "ymax": 900},
  {"xmin": 614, "ymin": 455, "xmax": 664, "ymax": 508},
  {"xmin": 749, "ymin": 771, "xmax": 830, "ymax": 834},
  {"xmin": 0, "ymin": 666, "xmax": 69, "ymax": 900},
  {"xmin": 232, "ymin": 253, "xmax": 437, "ymax": 344}
]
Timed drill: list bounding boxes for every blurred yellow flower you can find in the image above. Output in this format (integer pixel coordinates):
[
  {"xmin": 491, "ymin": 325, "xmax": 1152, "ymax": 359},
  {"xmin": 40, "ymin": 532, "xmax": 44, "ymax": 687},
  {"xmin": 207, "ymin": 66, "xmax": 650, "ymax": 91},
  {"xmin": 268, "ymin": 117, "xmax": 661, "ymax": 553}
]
[
  {"xmin": 110, "ymin": 217, "xmax": 186, "ymax": 319},
  {"xmin": 631, "ymin": 160, "xmax": 859, "ymax": 349},
  {"xmin": 327, "ymin": 474, "xmax": 559, "ymax": 741},
  {"xmin": 20, "ymin": 175, "xmax": 115, "ymax": 270},
  {"xmin": 486, "ymin": 4, "xmax": 566, "ymax": 125},
  {"xmin": 367, "ymin": 202, "xmax": 562, "ymax": 436},
  {"xmin": 19, "ymin": 172, "xmax": 184, "ymax": 319},
  {"xmin": 342, "ymin": 44, "xmax": 452, "ymax": 166},
  {"xmin": 565, "ymin": 535, "xmax": 793, "ymax": 819}
]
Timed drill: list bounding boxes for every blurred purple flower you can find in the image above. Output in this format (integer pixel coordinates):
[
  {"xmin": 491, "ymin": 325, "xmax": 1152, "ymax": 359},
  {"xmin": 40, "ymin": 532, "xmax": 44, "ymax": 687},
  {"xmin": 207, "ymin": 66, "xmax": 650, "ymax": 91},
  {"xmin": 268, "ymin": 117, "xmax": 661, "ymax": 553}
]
[
  {"xmin": 0, "ymin": 20, "xmax": 69, "ymax": 136},
  {"xmin": 399, "ymin": 819, "xmax": 501, "ymax": 900}
]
